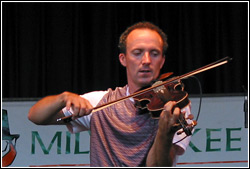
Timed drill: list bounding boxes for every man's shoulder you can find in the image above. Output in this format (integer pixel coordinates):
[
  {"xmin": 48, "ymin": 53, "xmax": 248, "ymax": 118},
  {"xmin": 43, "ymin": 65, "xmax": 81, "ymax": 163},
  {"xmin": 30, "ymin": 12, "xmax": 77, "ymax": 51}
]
[{"xmin": 80, "ymin": 85, "xmax": 128, "ymax": 106}]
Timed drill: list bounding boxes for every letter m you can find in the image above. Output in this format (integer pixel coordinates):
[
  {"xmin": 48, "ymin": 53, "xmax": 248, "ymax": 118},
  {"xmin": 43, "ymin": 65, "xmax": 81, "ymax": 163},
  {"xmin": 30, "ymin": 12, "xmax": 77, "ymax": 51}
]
[{"xmin": 31, "ymin": 131, "xmax": 62, "ymax": 154}]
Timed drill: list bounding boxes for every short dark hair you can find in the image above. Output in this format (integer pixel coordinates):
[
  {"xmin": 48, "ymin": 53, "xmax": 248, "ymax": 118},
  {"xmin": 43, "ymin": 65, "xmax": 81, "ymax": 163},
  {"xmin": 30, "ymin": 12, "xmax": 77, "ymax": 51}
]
[{"xmin": 118, "ymin": 21, "xmax": 168, "ymax": 54}]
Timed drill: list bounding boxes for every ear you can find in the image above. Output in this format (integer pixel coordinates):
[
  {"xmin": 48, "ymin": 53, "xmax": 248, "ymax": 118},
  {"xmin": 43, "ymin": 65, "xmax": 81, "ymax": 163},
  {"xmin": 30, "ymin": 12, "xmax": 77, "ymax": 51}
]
[{"xmin": 119, "ymin": 53, "xmax": 127, "ymax": 67}]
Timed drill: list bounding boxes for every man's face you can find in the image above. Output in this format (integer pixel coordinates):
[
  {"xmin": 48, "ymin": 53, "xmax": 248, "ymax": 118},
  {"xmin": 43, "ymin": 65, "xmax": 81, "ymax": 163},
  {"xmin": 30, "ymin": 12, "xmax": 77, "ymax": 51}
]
[{"xmin": 119, "ymin": 28, "xmax": 165, "ymax": 92}]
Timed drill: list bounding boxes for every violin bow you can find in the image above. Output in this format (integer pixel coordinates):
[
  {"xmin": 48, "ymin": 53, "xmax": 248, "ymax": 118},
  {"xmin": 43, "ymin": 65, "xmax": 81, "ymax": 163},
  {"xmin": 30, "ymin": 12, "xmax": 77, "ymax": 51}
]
[{"xmin": 57, "ymin": 56, "xmax": 232, "ymax": 122}]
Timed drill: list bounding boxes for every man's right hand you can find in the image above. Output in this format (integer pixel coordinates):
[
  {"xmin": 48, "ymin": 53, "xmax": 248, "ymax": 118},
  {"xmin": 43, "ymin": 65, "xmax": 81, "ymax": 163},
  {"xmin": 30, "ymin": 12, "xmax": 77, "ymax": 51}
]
[{"xmin": 62, "ymin": 91, "xmax": 93, "ymax": 120}]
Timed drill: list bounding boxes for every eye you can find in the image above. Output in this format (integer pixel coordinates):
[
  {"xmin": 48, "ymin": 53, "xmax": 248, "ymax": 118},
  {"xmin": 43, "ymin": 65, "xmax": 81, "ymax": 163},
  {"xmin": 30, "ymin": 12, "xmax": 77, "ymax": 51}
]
[
  {"xmin": 150, "ymin": 50, "xmax": 160, "ymax": 57},
  {"xmin": 132, "ymin": 49, "xmax": 143, "ymax": 57}
]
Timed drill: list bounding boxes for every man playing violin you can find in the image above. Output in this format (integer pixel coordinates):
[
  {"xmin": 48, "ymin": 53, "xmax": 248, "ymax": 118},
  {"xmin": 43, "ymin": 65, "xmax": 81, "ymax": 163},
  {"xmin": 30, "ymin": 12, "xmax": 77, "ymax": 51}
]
[{"xmin": 28, "ymin": 21, "xmax": 193, "ymax": 167}]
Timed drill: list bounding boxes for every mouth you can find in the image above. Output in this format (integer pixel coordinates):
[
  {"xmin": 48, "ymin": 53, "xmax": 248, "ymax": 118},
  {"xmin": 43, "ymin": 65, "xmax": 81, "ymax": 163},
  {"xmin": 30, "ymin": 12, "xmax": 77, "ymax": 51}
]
[
  {"xmin": 138, "ymin": 69, "xmax": 152, "ymax": 76},
  {"xmin": 139, "ymin": 70, "xmax": 151, "ymax": 73}
]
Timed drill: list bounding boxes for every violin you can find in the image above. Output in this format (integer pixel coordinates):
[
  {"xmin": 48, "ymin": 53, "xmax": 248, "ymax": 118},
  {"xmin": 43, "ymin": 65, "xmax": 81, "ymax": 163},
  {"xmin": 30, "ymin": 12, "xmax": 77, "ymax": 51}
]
[
  {"xmin": 134, "ymin": 78, "xmax": 189, "ymax": 118},
  {"xmin": 134, "ymin": 77, "xmax": 194, "ymax": 136},
  {"xmin": 57, "ymin": 57, "xmax": 232, "ymax": 136}
]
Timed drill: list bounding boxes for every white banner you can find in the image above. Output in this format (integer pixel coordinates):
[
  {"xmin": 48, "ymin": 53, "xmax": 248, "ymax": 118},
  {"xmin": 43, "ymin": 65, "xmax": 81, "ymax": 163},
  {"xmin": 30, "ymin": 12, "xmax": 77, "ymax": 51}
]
[{"xmin": 2, "ymin": 95, "xmax": 248, "ymax": 167}]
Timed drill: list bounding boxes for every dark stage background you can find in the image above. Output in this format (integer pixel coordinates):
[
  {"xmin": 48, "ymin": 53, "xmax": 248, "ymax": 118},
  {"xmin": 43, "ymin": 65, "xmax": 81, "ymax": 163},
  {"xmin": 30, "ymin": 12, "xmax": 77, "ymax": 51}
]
[{"xmin": 2, "ymin": 2, "xmax": 248, "ymax": 98}]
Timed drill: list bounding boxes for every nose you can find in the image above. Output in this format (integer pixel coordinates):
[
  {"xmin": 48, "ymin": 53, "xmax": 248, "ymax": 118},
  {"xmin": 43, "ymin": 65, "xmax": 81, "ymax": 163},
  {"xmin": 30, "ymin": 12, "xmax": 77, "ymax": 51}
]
[{"xmin": 142, "ymin": 52, "xmax": 151, "ymax": 65}]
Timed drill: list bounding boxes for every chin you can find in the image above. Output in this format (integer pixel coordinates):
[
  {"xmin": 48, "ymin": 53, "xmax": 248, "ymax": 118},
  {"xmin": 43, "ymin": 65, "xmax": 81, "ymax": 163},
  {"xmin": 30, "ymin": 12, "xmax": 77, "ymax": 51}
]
[{"xmin": 138, "ymin": 79, "xmax": 154, "ymax": 87}]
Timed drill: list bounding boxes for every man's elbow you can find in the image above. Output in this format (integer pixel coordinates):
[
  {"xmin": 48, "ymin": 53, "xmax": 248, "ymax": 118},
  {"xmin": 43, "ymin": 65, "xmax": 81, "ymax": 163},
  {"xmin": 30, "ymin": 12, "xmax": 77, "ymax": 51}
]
[{"xmin": 28, "ymin": 108, "xmax": 42, "ymax": 125}]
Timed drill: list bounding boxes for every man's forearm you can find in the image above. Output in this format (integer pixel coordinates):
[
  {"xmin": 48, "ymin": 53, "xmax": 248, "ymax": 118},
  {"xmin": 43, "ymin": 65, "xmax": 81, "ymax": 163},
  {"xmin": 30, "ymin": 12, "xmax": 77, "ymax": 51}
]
[
  {"xmin": 28, "ymin": 93, "xmax": 66, "ymax": 125},
  {"xmin": 155, "ymin": 131, "xmax": 176, "ymax": 166},
  {"xmin": 146, "ymin": 130, "xmax": 176, "ymax": 167}
]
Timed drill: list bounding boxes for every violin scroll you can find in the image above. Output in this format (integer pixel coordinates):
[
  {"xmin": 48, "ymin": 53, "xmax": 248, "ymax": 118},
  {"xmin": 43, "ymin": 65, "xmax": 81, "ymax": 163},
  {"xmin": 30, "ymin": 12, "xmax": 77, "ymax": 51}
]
[{"xmin": 176, "ymin": 115, "xmax": 197, "ymax": 136}]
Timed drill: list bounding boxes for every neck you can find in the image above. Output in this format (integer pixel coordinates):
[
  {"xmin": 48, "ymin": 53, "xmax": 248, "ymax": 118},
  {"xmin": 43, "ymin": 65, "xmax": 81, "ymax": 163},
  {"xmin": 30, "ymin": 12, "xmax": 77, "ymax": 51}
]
[{"xmin": 127, "ymin": 82, "xmax": 142, "ymax": 94}]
